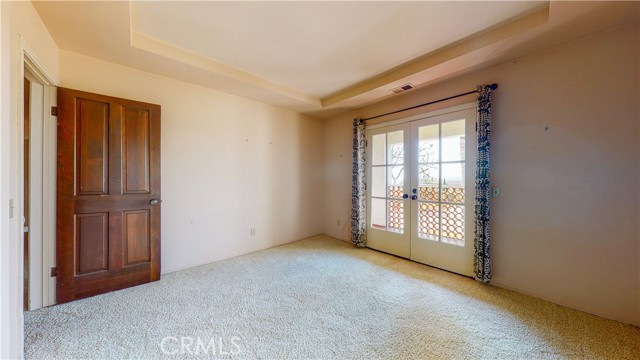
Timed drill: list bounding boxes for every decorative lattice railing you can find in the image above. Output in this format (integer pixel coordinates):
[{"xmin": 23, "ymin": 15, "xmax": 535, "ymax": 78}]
[{"xmin": 384, "ymin": 186, "xmax": 465, "ymax": 245}]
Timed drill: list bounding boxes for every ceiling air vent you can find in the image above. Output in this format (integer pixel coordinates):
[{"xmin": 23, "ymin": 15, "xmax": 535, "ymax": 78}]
[{"xmin": 390, "ymin": 83, "xmax": 415, "ymax": 94}]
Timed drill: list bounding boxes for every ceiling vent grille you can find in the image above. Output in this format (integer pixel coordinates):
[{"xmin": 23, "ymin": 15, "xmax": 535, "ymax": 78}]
[{"xmin": 390, "ymin": 83, "xmax": 415, "ymax": 94}]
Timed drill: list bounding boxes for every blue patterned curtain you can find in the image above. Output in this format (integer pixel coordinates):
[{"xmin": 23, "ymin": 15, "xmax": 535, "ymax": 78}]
[
  {"xmin": 351, "ymin": 118, "xmax": 367, "ymax": 247},
  {"xmin": 474, "ymin": 85, "xmax": 493, "ymax": 283}
]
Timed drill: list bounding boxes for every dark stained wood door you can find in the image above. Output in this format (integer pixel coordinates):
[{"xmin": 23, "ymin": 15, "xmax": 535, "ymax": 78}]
[{"xmin": 56, "ymin": 88, "xmax": 161, "ymax": 303}]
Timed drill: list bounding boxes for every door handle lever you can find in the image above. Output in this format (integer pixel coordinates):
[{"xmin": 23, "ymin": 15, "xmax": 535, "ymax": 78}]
[{"xmin": 150, "ymin": 199, "xmax": 162, "ymax": 206}]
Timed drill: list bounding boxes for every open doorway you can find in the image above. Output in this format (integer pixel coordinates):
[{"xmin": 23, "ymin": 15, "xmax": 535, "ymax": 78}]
[{"xmin": 22, "ymin": 66, "xmax": 57, "ymax": 311}]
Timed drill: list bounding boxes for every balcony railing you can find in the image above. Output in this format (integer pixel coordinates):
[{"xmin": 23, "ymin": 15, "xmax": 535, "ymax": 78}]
[{"xmin": 384, "ymin": 185, "xmax": 465, "ymax": 245}]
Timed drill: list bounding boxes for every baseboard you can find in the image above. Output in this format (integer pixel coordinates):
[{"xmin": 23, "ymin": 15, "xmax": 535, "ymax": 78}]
[
  {"xmin": 491, "ymin": 280, "xmax": 640, "ymax": 327},
  {"xmin": 161, "ymin": 233, "xmax": 324, "ymax": 275}
]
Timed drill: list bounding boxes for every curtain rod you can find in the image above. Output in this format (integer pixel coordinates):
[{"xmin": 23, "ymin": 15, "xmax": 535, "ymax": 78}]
[{"xmin": 361, "ymin": 83, "xmax": 498, "ymax": 121}]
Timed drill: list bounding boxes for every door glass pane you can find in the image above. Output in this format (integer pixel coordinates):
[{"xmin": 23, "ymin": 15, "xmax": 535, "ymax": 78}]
[
  {"xmin": 442, "ymin": 163, "xmax": 464, "ymax": 204},
  {"xmin": 418, "ymin": 202, "xmax": 439, "ymax": 241},
  {"xmin": 388, "ymin": 165, "xmax": 404, "ymax": 199},
  {"xmin": 441, "ymin": 204, "xmax": 464, "ymax": 245},
  {"xmin": 370, "ymin": 129, "xmax": 406, "ymax": 236},
  {"xmin": 371, "ymin": 167, "xmax": 386, "ymax": 198},
  {"xmin": 387, "ymin": 131, "xmax": 404, "ymax": 165},
  {"xmin": 418, "ymin": 124, "xmax": 439, "ymax": 163},
  {"xmin": 419, "ymin": 164, "xmax": 439, "ymax": 201},
  {"xmin": 371, "ymin": 198, "xmax": 386, "ymax": 229},
  {"xmin": 372, "ymin": 134, "xmax": 386, "ymax": 166},
  {"xmin": 387, "ymin": 200, "xmax": 404, "ymax": 234},
  {"xmin": 441, "ymin": 120, "xmax": 465, "ymax": 162},
  {"xmin": 388, "ymin": 165, "xmax": 404, "ymax": 185}
]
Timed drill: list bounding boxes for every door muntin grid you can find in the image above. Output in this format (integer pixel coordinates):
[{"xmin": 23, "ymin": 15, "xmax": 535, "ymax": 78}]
[
  {"xmin": 370, "ymin": 130, "xmax": 405, "ymax": 234},
  {"xmin": 417, "ymin": 119, "xmax": 466, "ymax": 246}
]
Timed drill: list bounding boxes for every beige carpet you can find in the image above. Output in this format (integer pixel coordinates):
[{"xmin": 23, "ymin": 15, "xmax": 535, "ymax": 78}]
[{"xmin": 25, "ymin": 235, "xmax": 640, "ymax": 359}]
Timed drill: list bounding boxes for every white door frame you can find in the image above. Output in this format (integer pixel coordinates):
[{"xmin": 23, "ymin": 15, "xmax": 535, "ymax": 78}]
[
  {"xmin": 367, "ymin": 103, "xmax": 478, "ymax": 130},
  {"xmin": 20, "ymin": 38, "xmax": 58, "ymax": 311},
  {"xmin": 365, "ymin": 102, "xmax": 477, "ymax": 275}
]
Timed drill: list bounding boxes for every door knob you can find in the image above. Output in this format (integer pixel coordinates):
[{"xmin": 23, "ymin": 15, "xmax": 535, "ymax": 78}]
[
  {"xmin": 411, "ymin": 195, "xmax": 418, "ymax": 200},
  {"xmin": 412, "ymin": 188, "xmax": 417, "ymax": 194},
  {"xmin": 402, "ymin": 194, "xmax": 409, "ymax": 199},
  {"xmin": 150, "ymin": 199, "xmax": 162, "ymax": 205}
]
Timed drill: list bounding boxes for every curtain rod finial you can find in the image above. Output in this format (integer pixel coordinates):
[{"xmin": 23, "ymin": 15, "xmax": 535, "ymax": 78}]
[{"xmin": 490, "ymin": 83, "xmax": 498, "ymax": 90}]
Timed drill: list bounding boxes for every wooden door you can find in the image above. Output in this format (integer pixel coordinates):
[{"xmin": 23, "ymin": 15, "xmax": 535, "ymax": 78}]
[{"xmin": 56, "ymin": 88, "xmax": 161, "ymax": 303}]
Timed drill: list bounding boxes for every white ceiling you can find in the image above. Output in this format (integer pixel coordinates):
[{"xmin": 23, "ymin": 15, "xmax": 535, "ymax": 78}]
[
  {"xmin": 131, "ymin": 1, "xmax": 543, "ymax": 98},
  {"xmin": 32, "ymin": 1, "xmax": 639, "ymax": 117}
]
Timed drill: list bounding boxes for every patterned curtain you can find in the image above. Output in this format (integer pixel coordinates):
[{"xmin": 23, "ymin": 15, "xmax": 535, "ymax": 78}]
[
  {"xmin": 351, "ymin": 118, "xmax": 367, "ymax": 247},
  {"xmin": 474, "ymin": 85, "xmax": 493, "ymax": 283}
]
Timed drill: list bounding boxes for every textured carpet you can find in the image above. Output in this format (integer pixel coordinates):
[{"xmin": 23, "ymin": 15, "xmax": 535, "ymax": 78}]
[{"xmin": 25, "ymin": 235, "xmax": 640, "ymax": 359}]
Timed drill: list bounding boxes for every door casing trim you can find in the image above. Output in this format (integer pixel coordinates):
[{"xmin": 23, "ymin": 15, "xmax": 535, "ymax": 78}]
[
  {"xmin": 9, "ymin": 33, "xmax": 59, "ymax": 358},
  {"xmin": 366, "ymin": 102, "xmax": 477, "ymax": 130},
  {"xmin": 364, "ymin": 102, "xmax": 478, "ymax": 276}
]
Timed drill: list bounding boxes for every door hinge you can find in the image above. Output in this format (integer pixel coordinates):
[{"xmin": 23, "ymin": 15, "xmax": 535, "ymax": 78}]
[
  {"xmin": 23, "ymin": 225, "xmax": 29, "ymax": 233},
  {"xmin": 50, "ymin": 267, "xmax": 57, "ymax": 277},
  {"xmin": 51, "ymin": 106, "xmax": 58, "ymax": 116}
]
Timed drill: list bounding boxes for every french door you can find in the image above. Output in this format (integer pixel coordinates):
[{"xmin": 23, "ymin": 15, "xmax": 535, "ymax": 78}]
[{"xmin": 366, "ymin": 106, "xmax": 476, "ymax": 276}]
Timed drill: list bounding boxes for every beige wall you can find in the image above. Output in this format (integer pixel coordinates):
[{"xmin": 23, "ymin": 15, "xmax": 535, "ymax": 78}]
[
  {"xmin": 59, "ymin": 50, "xmax": 324, "ymax": 274},
  {"xmin": 0, "ymin": 2, "xmax": 59, "ymax": 358},
  {"xmin": 322, "ymin": 23, "xmax": 640, "ymax": 326}
]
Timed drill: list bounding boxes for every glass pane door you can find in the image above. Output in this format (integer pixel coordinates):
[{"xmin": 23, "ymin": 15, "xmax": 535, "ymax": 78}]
[
  {"xmin": 410, "ymin": 107, "xmax": 476, "ymax": 276},
  {"xmin": 366, "ymin": 124, "xmax": 410, "ymax": 258}
]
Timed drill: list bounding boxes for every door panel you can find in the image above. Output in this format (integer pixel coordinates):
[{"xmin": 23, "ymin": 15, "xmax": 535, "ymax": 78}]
[
  {"xmin": 124, "ymin": 210, "xmax": 151, "ymax": 266},
  {"xmin": 75, "ymin": 213, "xmax": 109, "ymax": 275},
  {"xmin": 122, "ymin": 107, "xmax": 150, "ymax": 194},
  {"xmin": 77, "ymin": 98, "xmax": 109, "ymax": 195},
  {"xmin": 57, "ymin": 87, "xmax": 161, "ymax": 303}
]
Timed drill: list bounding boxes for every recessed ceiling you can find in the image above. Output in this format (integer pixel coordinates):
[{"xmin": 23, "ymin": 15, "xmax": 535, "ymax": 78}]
[
  {"xmin": 131, "ymin": 1, "xmax": 544, "ymax": 98},
  {"xmin": 32, "ymin": 1, "xmax": 639, "ymax": 117}
]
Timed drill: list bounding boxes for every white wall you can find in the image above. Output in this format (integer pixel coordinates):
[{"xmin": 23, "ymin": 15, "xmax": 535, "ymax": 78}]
[
  {"xmin": 0, "ymin": 2, "xmax": 59, "ymax": 358},
  {"xmin": 322, "ymin": 23, "xmax": 640, "ymax": 326},
  {"xmin": 59, "ymin": 51, "xmax": 324, "ymax": 274}
]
